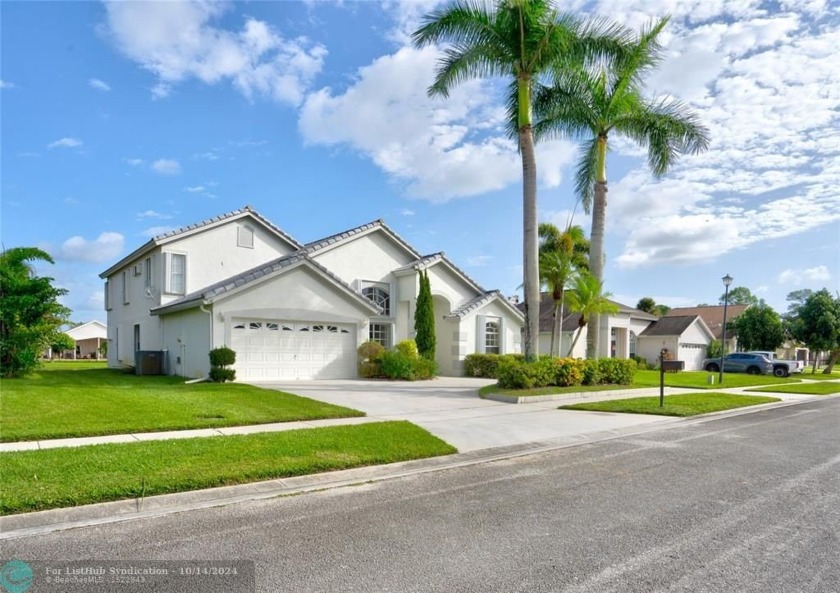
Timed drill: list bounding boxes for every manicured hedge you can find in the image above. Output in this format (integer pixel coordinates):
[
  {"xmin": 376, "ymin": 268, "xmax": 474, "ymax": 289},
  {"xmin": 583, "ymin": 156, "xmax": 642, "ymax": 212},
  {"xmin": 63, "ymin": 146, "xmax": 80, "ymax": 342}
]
[
  {"xmin": 357, "ymin": 339, "xmax": 437, "ymax": 381},
  {"xmin": 494, "ymin": 356, "xmax": 635, "ymax": 390},
  {"xmin": 463, "ymin": 353, "xmax": 525, "ymax": 378}
]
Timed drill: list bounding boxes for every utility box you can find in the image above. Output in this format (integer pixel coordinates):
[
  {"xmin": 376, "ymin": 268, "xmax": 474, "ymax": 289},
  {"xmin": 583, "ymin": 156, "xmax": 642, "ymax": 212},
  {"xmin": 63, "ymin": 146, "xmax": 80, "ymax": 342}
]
[
  {"xmin": 135, "ymin": 350, "xmax": 167, "ymax": 375},
  {"xmin": 661, "ymin": 360, "xmax": 685, "ymax": 372}
]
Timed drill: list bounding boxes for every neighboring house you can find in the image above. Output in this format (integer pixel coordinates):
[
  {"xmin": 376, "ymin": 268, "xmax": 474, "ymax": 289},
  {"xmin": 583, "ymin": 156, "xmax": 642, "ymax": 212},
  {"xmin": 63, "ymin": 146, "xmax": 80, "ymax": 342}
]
[
  {"xmin": 663, "ymin": 305, "xmax": 748, "ymax": 354},
  {"xmin": 52, "ymin": 320, "xmax": 108, "ymax": 359},
  {"xmin": 99, "ymin": 206, "xmax": 523, "ymax": 380},
  {"xmin": 636, "ymin": 315, "xmax": 715, "ymax": 370},
  {"xmin": 526, "ymin": 294, "xmax": 658, "ymax": 359}
]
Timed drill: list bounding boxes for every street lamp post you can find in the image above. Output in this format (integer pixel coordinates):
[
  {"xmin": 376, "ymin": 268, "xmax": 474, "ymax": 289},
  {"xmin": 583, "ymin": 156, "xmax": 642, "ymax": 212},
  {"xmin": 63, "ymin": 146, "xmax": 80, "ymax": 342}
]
[{"xmin": 719, "ymin": 273, "xmax": 733, "ymax": 384}]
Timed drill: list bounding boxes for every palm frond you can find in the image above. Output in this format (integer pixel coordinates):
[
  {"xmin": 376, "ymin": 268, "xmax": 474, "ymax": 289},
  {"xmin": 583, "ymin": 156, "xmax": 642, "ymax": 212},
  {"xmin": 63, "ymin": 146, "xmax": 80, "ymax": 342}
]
[
  {"xmin": 430, "ymin": 42, "xmax": 511, "ymax": 97},
  {"xmin": 533, "ymin": 70, "xmax": 597, "ymax": 142},
  {"xmin": 574, "ymin": 138, "xmax": 599, "ymax": 213},
  {"xmin": 608, "ymin": 16, "xmax": 668, "ymax": 99}
]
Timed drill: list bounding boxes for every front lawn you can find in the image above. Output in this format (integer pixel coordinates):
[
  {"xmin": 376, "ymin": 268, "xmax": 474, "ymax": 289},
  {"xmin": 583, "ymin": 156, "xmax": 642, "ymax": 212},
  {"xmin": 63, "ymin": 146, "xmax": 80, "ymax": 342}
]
[
  {"xmin": 747, "ymin": 382, "xmax": 840, "ymax": 396},
  {"xmin": 479, "ymin": 383, "xmax": 634, "ymax": 398},
  {"xmin": 797, "ymin": 371, "xmax": 840, "ymax": 381},
  {"xmin": 559, "ymin": 392, "xmax": 780, "ymax": 417},
  {"xmin": 631, "ymin": 370, "xmax": 800, "ymax": 390},
  {"xmin": 0, "ymin": 421, "xmax": 456, "ymax": 515},
  {"xmin": 1, "ymin": 365, "xmax": 363, "ymax": 442}
]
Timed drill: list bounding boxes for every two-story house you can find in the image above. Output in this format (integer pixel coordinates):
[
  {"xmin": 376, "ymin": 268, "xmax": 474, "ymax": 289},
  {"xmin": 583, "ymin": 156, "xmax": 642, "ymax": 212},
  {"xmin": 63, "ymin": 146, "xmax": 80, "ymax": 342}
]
[{"xmin": 100, "ymin": 206, "xmax": 523, "ymax": 380}]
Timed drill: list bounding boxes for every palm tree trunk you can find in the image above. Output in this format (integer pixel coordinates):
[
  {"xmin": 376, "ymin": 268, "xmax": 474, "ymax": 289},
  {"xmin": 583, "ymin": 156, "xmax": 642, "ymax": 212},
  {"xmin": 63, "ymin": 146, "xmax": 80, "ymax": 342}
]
[
  {"xmin": 550, "ymin": 301, "xmax": 560, "ymax": 357},
  {"xmin": 554, "ymin": 295, "xmax": 565, "ymax": 357},
  {"xmin": 567, "ymin": 323, "xmax": 584, "ymax": 357},
  {"xmin": 587, "ymin": 136, "xmax": 608, "ymax": 360},
  {"xmin": 519, "ymin": 80, "xmax": 540, "ymax": 362}
]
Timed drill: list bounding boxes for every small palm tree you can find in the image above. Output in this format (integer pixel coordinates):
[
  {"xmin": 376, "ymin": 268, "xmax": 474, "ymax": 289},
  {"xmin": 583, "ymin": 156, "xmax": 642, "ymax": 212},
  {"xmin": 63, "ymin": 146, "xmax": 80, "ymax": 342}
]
[
  {"xmin": 413, "ymin": 0, "xmax": 628, "ymax": 360},
  {"xmin": 534, "ymin": 16, "xmax": 710, "ymax": 359},
  {"xmin": 539, "ymin": 223, "xmax": 589, "ymax": 356},
  {"xmin": 564, "ymin": 272, "xmax": 618, "ymax": 357}
]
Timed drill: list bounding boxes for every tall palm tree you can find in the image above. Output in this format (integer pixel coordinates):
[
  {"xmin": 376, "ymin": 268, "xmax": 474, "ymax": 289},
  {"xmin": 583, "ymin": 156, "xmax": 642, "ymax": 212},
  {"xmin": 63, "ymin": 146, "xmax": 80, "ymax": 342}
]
[
  {"xmin": 412, "ymin": 0, "xmax": 628, "ymax": 360},
  {"xmin": 538, "ymin": 222, "xmax": 588, "ymax": 356},
  {"xmin": 534, "ymin": 16, "xmax": 710, "ymax": 359},
  {"xmin": 564, "ymin": 272, "xmax": 618, "ymax": 357}
]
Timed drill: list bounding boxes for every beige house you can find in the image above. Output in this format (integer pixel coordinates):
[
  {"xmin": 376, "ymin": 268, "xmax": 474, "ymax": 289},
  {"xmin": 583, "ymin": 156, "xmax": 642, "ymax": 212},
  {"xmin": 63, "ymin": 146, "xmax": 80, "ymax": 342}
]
[{"xmin": 57, "ymin": 320, "xmax": 108, "ymax": 359}]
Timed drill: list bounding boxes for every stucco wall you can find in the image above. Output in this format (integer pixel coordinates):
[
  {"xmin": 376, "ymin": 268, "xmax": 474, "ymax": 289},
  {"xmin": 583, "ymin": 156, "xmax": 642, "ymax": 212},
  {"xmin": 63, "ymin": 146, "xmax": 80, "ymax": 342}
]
[{"xmin": 161, "ymin": 308, "xmax": 211, "ymax": 378}]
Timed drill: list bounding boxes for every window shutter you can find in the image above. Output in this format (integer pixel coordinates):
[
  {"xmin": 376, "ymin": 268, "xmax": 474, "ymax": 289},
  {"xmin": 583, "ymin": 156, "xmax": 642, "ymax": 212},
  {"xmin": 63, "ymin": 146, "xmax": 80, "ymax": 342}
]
[{"xmin": 476, "ymin": 315, "xmax": 486, "ymax": 354}]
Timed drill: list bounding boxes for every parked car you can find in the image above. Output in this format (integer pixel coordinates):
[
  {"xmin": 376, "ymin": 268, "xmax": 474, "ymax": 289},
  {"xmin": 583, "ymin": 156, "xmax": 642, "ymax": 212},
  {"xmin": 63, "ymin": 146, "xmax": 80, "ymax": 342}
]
[
  {"xmin": 702, "ymin": 352, "xmax": 774, "ymax": 375},
  {"xmin": 746, "ymin": 351, "xmax": 805, "ymax": 377}
]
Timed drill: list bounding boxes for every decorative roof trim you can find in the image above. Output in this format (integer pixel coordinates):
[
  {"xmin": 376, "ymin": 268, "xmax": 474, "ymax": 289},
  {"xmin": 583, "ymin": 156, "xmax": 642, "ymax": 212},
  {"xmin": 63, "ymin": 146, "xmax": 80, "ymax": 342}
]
[
  {"xmin": 445, "ymin": 290, "xmax": 525, "ymax": 321},
  {"xmin": 100, "ymin": 206, "xmax": 302, "ymax": 279},
  {"xmin": 304, "ymin": 219, "xmax": 421, "ymax": 260}
]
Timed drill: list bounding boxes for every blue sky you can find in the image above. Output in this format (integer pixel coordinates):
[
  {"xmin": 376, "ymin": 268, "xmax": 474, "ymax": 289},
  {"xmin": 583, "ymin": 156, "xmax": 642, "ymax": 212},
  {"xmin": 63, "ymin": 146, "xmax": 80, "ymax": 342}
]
[{"xmin": 2, "ymin": 0, "xmax": 838, "ymax": 323}]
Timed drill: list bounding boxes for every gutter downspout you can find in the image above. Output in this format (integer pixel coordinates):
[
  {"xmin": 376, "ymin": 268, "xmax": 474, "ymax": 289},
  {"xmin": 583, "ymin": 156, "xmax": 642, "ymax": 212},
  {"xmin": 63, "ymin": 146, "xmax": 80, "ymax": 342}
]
[{"xmin": 197, "ymin": 302, "xmax": 213, "ymax": 383}]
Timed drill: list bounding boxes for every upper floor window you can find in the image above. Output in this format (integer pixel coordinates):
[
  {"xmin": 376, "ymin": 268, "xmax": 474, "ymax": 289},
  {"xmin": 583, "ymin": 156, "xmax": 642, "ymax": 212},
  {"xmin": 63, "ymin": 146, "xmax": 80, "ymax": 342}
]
[
  {"xmin": 361, "ymin": 282, "xmax": 390, "ymax": 316},
  {"xmin": 238, "ymin": 225, "xmax": 254, "ymax": 249},
  {"xmin": 485, "ymin": 320, "xmax": 500, "ymax": 354},
  {"xmin": 166, "ymin": 253, "xmax": 186, "ymax": 295}
]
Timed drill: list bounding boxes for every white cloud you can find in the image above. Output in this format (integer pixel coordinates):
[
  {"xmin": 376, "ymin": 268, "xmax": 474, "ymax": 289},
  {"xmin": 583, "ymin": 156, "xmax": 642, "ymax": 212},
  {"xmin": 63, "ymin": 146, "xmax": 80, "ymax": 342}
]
[
  {"xmin": 192, "ymin": 151, "xmax": 219, "ymax": 161},
  {"xmin": 400, "ymin": 209, "xmax": 415, "ymax": 216},
  {"xmin": 54, "ymin": 232, "xmax": 124, "ymax": 263},
  {"xmin": 89, "ymin": 78, "xmax": 112, "ymax": 91},
  {"xmin": 777, "ymin": 265, "xmax": 832, "ymax": 285},
  {"xmin": 184, "ymin": 185, "xmax": 206, "ymax": 193},
  {"xmin": 103, "ymin": 1, "xmax": 326, "ymax": 105},
  {"xmin": 151, "ymin": 159, "xmax": 181, "ymax": 175},
  {"xmin": 124, "ymin": 158, "xmax": 144, "ymax": 167},
  {"xmin": 136, "ymin": 210, "xmax": 171, "ymax": 220},
  {"xmin": 0, "ymin": 80, "xmax": 15, "ymax": 89},
  {"xmin": 48, "ymin": 137, "xmax": 82, "ymax": 149}
]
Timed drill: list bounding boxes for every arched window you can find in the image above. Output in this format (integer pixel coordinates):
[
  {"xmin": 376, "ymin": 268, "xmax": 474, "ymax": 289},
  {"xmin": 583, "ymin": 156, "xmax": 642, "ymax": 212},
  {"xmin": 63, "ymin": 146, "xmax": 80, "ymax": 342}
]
[
  {"xmin": 362, "ymin": 285, "xmax": 390, "ymax": 316},
  {"xmin": 485, "ymin": 320, "xmax": 500, "ymax": 354}
]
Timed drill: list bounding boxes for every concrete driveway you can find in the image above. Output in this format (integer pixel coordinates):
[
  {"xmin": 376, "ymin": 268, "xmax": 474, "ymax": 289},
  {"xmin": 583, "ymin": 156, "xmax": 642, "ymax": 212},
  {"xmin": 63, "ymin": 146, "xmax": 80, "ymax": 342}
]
[{"xmin": 258, "ymin": 377, "xmax": 670, "ymax": 452}]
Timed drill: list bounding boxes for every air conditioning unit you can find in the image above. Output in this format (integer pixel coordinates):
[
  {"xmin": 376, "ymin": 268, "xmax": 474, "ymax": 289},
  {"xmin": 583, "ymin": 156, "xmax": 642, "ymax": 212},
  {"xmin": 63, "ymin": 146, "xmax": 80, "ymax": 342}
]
[{"xmin": 135, "ymin": 350, "xmax": 167, "ymax": 375}]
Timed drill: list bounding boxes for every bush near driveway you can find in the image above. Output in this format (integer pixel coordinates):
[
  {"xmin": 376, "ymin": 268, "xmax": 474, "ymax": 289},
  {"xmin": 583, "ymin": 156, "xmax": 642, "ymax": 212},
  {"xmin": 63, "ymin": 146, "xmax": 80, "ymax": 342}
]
[
  {"xmin": 1, "ymin": 366, "xmax": 363, "ymax": 442},
  {"xmin": 356, "ymin": 339, "xmax": 437, "ymax": 381},
  {"xmin": 495, "ymin": 357, "xmax": 634, "ymax": 390},
  {"xmin": 0, "ymin": 421, "xmax": 457, "ymax": 515}
]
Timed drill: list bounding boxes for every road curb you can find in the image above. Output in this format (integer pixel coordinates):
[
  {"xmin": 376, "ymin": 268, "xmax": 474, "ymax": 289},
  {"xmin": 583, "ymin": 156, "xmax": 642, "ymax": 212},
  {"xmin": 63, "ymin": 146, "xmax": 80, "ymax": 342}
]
[{"xmin": 1, "ymin": 395, "xmax": 834, "ymax": 540}]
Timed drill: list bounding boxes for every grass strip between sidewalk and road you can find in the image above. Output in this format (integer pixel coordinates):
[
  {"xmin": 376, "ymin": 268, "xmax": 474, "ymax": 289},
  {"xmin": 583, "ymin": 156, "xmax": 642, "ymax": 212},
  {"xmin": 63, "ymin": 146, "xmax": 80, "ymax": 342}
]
[
  {"xmin": 559, "ymin": 393, "xmax": 780, "ymax": 417},
  {"xmin": 479, "ymin": 383, "xmax": 632, "ymax": 398},
  {"xmin": 631, "ymin": 370, "xmax": 800, "ymax": 390},
  {"xmin": 0, "ymin": 421, "xmax": 456, "ymax": 515},
  {"xmin": 747, "ymin": 382, "xmax": 840, "ymax": 395},
  {"xmin": 1, "ymin": 364, "xmax": 363, "ymax": 442}
]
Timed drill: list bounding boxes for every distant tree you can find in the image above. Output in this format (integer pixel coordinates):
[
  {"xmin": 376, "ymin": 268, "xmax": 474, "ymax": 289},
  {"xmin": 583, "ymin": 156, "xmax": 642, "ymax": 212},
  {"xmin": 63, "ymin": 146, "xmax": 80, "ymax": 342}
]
[
  {"xmin": 720, "ymin": 286, "xmax": 759, "ymax": 306},
  {"xmin": 782, "ymin": 289, "xmax": 814, "ymax": 336},
  {"xmin": 0, "ymin": 247, "xmax": 70, "ymax": 377},
  {"xmin": 414, "ymin": 270, "xmax": 436, "ymax": 360},
  {"xmin": 654, "ymin": 304, "xmax": 671, "ymax": 317},
  {"xmin": 729, "ymin": 304, "xmax": 785, "ymax": 352},
  {"xmin": 696, "ymin": 302, "xmax": 712, "ymax": 307},
  {"xmin": 788, "ymin": 289, "xmax": 840, "ymax": 373},
  {"xmin": 49, "ymin": 333, "xmax": 76, "ymax": 358},
  {"xmin": 564, "ymin": 272, "xmax": 619, "ymax": 358},
  {"xmin": 706, "ymin": 339, "xmax": 723, "ymax": 359},
  {"xmin": 636, "ymin": 297, "xmax": 656, "ymax": 314}
]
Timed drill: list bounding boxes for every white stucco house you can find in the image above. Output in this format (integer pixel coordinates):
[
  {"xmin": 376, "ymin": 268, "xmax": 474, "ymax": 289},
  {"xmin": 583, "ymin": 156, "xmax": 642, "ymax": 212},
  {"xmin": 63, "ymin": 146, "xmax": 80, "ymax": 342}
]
[
  {"xmin": 99, "ymin": 206, "xmax": 524, "ymax": 380},
  {"xmin": 636, "ymin": 315, "xmax": 715, "ymax": 370},
  {"xmin": 52, "ymin": 320, "xmax": 108, "ymax": 359}
]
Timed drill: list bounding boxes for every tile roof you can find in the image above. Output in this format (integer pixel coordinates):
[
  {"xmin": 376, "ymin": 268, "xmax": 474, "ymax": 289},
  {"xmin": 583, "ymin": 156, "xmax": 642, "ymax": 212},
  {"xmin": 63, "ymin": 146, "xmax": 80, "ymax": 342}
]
[
  {"xmin": 303, "ymin": 219, "xmax": 421, "ymax": 259},
  {"xmin": 639, "ymin": 315, "xmax": 700, "ymax": 337},
  {"xmin": 664, "ymin": 305, "xmax": 749, "ymax": 339},
  {"xmin": 519, "ymin": 293, "xmax": 656, "ymax": 333},
  {"xmin": 151, "ymin": 251, "xmax": 379, "ymax": 315},
  {"xmin": 446, "ymin": 290, "xmax": 524, "ymax": 320},
  {"xmin": 393, "ymin": 253, "xmax": 444, "ymax": 274}
]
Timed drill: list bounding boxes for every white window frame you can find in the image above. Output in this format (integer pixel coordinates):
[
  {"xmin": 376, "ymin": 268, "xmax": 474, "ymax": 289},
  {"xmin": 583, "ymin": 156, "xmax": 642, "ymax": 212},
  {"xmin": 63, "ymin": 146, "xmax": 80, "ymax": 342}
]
[
  {"xmin": 369, "ymin": 323, "xmax": 392, "ymax": 348},
  {"xmin": 485, "ymin": 319, "xmax": 501, "ymax": 354},
  {"xmin": 361, "ymin": 280, "xmax": 391, "ymax": 317},
  {"xmin": 237, "ymin": 225, "xmax": 255, "ymax": 249},
  {"xmin": 164, "ymin": 252, "xmax": 187, "ymax": 296}
]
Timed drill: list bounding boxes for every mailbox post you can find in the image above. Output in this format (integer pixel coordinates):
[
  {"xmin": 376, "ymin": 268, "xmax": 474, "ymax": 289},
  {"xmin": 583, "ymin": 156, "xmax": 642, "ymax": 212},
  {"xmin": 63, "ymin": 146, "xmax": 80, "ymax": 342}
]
[{"xmin": 659, "ymin": 349, "xmax": 685, "ymax": 407}]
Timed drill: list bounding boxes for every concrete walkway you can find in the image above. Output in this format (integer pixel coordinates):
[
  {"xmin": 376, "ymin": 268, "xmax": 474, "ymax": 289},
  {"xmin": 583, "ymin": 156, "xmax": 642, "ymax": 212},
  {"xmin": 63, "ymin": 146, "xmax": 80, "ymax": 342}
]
[{"xmin": 2, "ymin": 377, "xmax": 824, "ymax": 454}]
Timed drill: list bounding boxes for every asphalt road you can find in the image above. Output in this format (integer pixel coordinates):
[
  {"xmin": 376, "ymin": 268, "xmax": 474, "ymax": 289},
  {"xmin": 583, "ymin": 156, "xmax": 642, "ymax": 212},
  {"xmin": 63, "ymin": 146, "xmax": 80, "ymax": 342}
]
[{"xmin": 3, "ymin": 398, "xmax": 839, "ymax": 593}]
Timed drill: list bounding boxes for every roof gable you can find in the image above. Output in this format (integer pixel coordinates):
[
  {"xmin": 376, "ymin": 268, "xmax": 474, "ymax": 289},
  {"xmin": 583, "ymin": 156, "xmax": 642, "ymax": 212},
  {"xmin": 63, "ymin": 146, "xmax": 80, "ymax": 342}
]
[
  {"xmin": 446, "ymin": 290, "xmax": 525, "ymax": 321},
  {"xmin": 394, "ymin": 252, "xmax": 486, "ymax": 295},
  {"xmin": 99, "ymin": 206, "xmax": 302, "ymax": 278},
  {"xmin": 304, "ymin": 219, "xmax": 420, "ymax": 260},
  {"xmin": 664, "ymin": 305, "xmax": 749, "ymax": 340},
  {"xmin": 65, "ymin": 320, "xmax": 108, "ymax": 340}
]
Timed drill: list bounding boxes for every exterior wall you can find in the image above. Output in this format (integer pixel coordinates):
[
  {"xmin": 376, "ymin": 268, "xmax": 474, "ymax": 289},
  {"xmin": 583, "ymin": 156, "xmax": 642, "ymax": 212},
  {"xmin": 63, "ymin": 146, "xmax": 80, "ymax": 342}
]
[
  {"xmin": 637, "ymin": 336, "xmax": 680, "ymax": 367},
  {"xmin": 676, "ymin": 320, "xmax": 712, "ymax": 370},
  {"xmin": 539, "ymin": 329, "xmax": 586, "ymax": 358},
  {"xmin": 160, "ymin": 308, "xmax": 212, "ymax": 378},
  {"xmin": 457, "ymin": 299, "xmax": 523, "ymax": 375},
  {"xmin": 103, "ymin": 218, "xmax": 294, "ymax": 369},
  {"xmin": 426, "ymin": 264, "xmax": 477, "ymax": 311}
]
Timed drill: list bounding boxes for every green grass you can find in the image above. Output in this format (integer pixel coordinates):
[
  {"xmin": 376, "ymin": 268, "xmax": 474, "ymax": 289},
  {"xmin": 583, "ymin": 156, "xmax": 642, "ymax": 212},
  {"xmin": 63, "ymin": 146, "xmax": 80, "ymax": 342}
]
[
  {"xmin": 0, "ymin": 365, "xmax": 363, "ymax": 442},
  {"xmin": 559, "ymin": 392, "xmax": 780, "ymax": 417},
  {"xmin": 747, "ymin": 382, "xmax": 840, "ymax": 395},
  {"xmin": 797, "ymin": 371, "xmax": 840, "ymax": 381},
  {"xmin": 632, "ymin": 369, "xmax": 800, "ymax": 390},
  {"xmin": 0, "ymin": 421, "xmax": 456, "ymax": 515},
  {"xmin": 479, "ymin": 383, "xmax": 633, "ymax": 398}
]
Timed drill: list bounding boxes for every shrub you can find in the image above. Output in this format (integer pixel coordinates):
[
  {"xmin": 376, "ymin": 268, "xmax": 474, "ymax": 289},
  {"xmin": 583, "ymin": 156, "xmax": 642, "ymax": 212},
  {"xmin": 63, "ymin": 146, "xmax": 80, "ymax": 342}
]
[
  {"xmin": 581, "ymin": 359, "xmax": 601, "ymax": 385},
  {"xmin": 411, "ymin": 356, "xmax": 438, "ymax": 380},
  {"xmin": 209, "ymin": 346, "xmax": 236, "ymax": 367},
  {"xmin": 597, "ymin": 358, "xmax": 636, "ymax": 385},
  {"xmin": 631, "ymin": 355, "xmax": 651, "ymax": 370},
  {"xmin": 496, "ymin": 357, "xmax": 556, "ymax": 389},
  {"xmin": 208, "ymin": 346, "xmax": 237, "ymax": 382},
  {"xmin": 464, "ymin": 353, "xmax": 501, "ymax": 378},
  {"xmin": 396, "ymin": 339, "xmax": 419, "ymax": 359},
  {"xmin": 552, "ymin": 357, "xmax": 585, "ymax": 387},
  {"xmin": 358, "ymin": 361, "xmax": 381, "ymax": 379},
  {"xmin": 377, "ymin": 350, "xmax": 437, "ymax": 381},
  {"xmin": 358, "ymin": 340, "xmax": 385, "ymax": 362}
]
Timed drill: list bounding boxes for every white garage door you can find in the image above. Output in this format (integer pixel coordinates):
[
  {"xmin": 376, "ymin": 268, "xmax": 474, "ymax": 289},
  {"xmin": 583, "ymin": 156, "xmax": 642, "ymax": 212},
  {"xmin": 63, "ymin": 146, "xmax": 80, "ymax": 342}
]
[
  {"xmin": 679, "ymin": 343, "xmax": 708, "ymax": 371},
  {"xmin": 231, "ymin": 320, "xmax": 356, "ymax": 381}
]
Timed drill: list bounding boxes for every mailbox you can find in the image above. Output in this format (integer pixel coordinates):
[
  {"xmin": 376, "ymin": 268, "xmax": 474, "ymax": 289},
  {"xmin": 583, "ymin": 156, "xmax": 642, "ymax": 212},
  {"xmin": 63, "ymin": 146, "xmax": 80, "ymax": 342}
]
[{"xmin": 661, "ymin": 360, "xmax": 684, "ymax": 372}]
